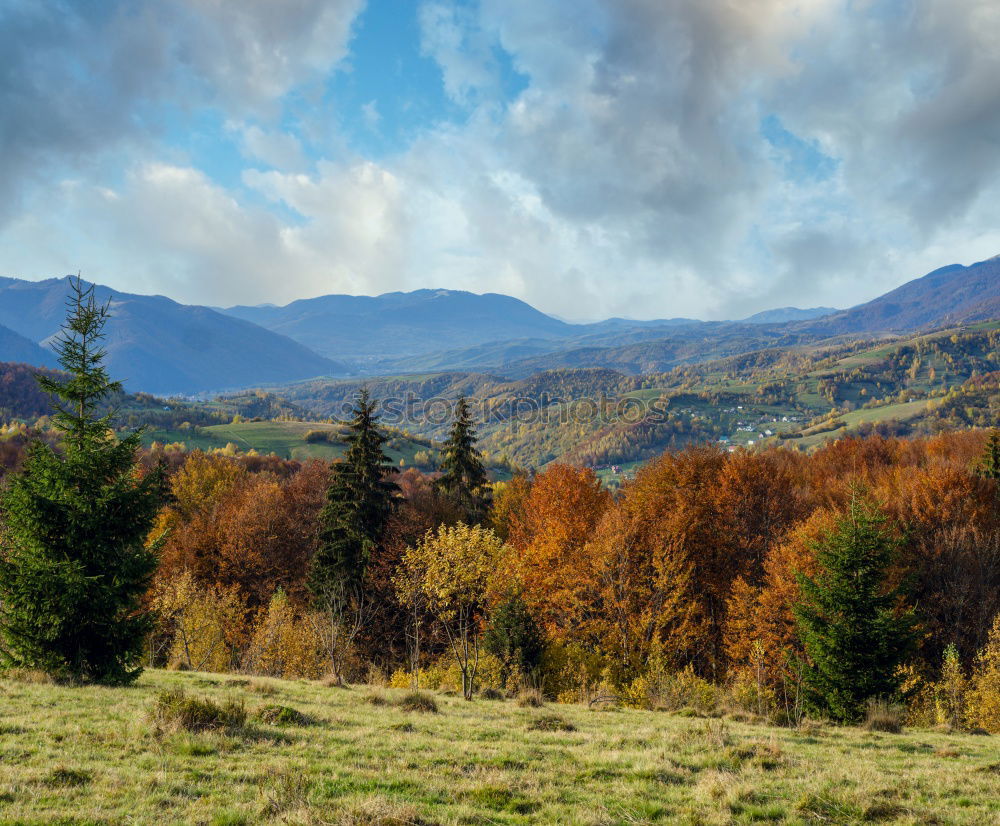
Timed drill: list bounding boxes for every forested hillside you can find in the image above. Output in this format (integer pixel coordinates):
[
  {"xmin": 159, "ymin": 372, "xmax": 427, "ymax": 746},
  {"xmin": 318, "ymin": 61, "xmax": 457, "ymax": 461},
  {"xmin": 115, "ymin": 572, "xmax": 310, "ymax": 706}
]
[
  {"xmin": 6, "ymin": 317, "xmax": 999, "ymax": 474},
  {"xmin": 265, "ymin": 321, "xmax": 1000, "ymax": 471}
]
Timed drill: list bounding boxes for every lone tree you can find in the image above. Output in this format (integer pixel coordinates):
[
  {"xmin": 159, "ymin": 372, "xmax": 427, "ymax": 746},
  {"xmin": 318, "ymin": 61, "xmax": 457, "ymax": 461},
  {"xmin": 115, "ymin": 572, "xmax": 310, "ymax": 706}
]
[
  {"xmin": 793, "ymin": 494, "xmax": 917, "ymax": 722},
  {"xmin": 308, "ymin": 388, "xmax": 399, "ymax": 682},
  {"xmin": 0, "ymin": 277, "xmax": 164, "ymax": 684},
  {"xmin": 436, "ymin": 396, "xmax": 490, "ymax": 523},
  {"xmin": 395, "ymin": 523, "xmax": 506, "ymax": 699}
]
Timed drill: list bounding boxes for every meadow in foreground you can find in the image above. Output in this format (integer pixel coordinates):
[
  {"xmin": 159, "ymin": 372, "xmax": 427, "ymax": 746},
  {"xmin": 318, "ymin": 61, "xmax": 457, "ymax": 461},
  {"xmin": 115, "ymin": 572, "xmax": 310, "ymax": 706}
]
[{"xmin": 1, "ymin": 669, "xmax": 999, "ymax": 826}]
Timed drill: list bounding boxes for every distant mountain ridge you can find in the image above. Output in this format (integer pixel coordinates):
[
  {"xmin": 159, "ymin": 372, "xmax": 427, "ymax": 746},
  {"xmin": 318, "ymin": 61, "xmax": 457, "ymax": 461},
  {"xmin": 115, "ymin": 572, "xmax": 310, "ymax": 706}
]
[
  {"xmin": 0, "ymin": 322, "xmax": 57, "ymax": 369},
  {"xmin": 0, "ymin": 277, "xmax": 345, "ymax": 395},
  {"xmin": 743, "ymin": 306, "xmax": 837, "ymax": 324},
  {"xmin": 387, "ymin": 256, "xmax": 1000, "ymax": 376},
  {"xmin": 2, "ymin": 254, "xmax": 998, "ymax": 394},
  {"xmin": 222, "ymin": 289, "xmax": 574, "ymax": 360},
  {"xmin": 797, "ymin": 256, "xmax": 1000, "ymax": 336}
]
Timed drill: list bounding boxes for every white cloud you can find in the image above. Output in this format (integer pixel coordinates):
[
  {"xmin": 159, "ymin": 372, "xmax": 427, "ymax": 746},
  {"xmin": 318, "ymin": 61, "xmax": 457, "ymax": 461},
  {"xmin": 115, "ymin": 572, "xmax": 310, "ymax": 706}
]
[
  {"xmin": 237, "ymin": 125, "xmax": 307, "ymax": 170},
  {"xmin": 3, "ymin": 0, "xmax": 1000, "ymax": 322},
  {"xmin": 0, "ymin": 0, "xmax": 363, "ymax": 215}
]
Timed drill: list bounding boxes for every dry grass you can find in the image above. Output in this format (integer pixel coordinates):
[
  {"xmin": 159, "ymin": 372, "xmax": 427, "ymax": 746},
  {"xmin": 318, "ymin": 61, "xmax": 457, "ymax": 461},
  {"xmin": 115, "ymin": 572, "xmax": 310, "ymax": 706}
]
[
  {"xmin": 150, "ymin": 687, "xmax": 247, "ymax": 733},
  {"xmin": 0, "ymin": 668, "xmax": 998, "ymax": 824},
  {"xmin": 864, "ymin": 699, "xmax": 906, "ymax": 733},
  {"xmin": 516, "ymin": 687, "xmax": 544, "ymax": 708}
]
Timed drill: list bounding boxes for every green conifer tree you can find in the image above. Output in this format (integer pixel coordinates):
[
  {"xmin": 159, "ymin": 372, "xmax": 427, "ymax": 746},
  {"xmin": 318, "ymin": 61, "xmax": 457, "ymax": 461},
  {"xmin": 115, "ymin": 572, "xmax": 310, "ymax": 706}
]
[
  {"xmin": 311, "ymin": 393, "xmax": 396, "ymax": 586},
  {"xmin": 483, "ymin": 591, "xmax": 545, "ymax": 686},
  {"xmin": 0, "ymin": 277, "xmax": 164, "ymax": 684},
  {"xmin": 792, "ymin": 493, "xmax": 917, "ymax": 722},
  {"xmin": 975, "ymin": 429, "xmax": 1000, "ymax": 481},
  {"xmin": 436, "ymin": 397, "xmax": 490, "ymax": 523},
  {"xmin": 309, "ymin": 389, "xmax": 400, "ymax": 681}
]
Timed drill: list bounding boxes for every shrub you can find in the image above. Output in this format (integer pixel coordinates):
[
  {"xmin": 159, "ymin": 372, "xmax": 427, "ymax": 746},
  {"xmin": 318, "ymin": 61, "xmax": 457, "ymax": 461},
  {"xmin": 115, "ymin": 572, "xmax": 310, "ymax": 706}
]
[
  {"xmin": 898, "ymin": 664, "xmax": 936, "ymax": 728},
  {"xmin": 863, "ymin": 699, "xmax": 905, "ymax": 733},
  {"xmin": 151, "ymin": 688, "xmax": 247, "ymax": 733},
  {"xmin": 480, "ymin": 687, "xmax": 504, "ymax": 701},
  {"xmin": 539, "ymin": 642, "xmax": 608, "ymax": 704},
  {"xmin": 304, "ymin": 430, "xmax": 332, "ymax": 444},
  {"xmin": 527, "ymin": 714, "xmax": 576, "ymax": 732},
  {"xmin": 43, "ymin": 767, "xmax": 92, "ymax": 787},
  {"xmin": 626, "ymin": 663, "xmax": 719, "ymax": 713},
  {"xmin": 723, "ymin": 670, "xmax": 778, "ymax": 719},
  {"xmin": 152, "ymin": 571, "xmax": 248, "ymax": 674},
  {"xmin": 256, "ymin": 704, "xmax": 310, "ymax": 726},
  {"xmin": 398, "ymin": 692, "xmax": 438, "ymax": 713},
  {"xmin": 388, "ymin": 653, "xmax": 512, "ymax": 695}
]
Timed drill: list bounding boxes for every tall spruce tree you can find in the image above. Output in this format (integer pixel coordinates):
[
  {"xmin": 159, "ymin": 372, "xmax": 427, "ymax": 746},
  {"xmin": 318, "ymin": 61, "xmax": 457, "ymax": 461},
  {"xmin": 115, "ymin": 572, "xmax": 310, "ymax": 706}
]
[
  {"xmin": 0, "ymin": 277, "xmax": 164, "ymax": 685},
  {"xmin": 436, "ymin": 397, "xmax": 490, "ymax": 523},
  {"xmin": 975, "ymin": 429, "xmax": 1000, "ymax": 481},
  {"xmin": 792, "ymin": 494, "xmax": 917, "ymax": 722},
  {"xmin": 310, "ymin": 388, "xmax": 399, "ymax": 610}
]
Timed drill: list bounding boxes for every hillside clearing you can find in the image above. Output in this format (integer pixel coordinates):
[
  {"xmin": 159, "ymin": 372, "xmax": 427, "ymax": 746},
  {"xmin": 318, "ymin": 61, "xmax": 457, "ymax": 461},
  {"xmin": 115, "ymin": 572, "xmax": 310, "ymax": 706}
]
[
  {"xmin": 1, "ymin": 670, "xmax": 998, "ymax": 825},
  {"xmin": 143, "ymin": 420, "xmax": 436, "ymax": 465}
]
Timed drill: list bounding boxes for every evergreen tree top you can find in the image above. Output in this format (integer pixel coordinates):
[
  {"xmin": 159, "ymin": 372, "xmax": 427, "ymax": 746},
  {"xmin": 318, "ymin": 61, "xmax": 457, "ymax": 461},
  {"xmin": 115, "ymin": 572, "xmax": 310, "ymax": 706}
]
[
  {"xmin": 36, "ymin": 276, "xmax": 122, "ymax": 450},
  {"xmin": 438, "ymin": 396, "xmax": 488, "ymax": 493},
  {"xmin": 334, "ymin": 387, "xmax": 400, "ymax": 489}
]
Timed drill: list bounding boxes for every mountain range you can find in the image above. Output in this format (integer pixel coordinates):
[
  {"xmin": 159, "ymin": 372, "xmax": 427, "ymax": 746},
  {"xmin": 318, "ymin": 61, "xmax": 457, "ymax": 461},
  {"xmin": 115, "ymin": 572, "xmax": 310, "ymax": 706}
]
[
  {"xmin": 0, "ymin": 277, "xmax": 343, "ymax": 396},
  {"xmin": 222, "ymin": 289, "xmax": 573, "ymax": 361},
  {"xmin": 0, "ymin": 255, "xmax": 997, "ymax": 395},
  {"xmin": 0, "ymin": 323, "xmax": 57, "ymax": 370}
]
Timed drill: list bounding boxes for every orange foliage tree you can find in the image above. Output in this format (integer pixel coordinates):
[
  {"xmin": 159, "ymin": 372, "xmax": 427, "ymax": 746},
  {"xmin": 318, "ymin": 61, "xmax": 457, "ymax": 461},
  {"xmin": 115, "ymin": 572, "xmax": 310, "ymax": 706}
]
[{"xmin": 510, "ymin": 464, "xmax": 610, "ymax": 640}]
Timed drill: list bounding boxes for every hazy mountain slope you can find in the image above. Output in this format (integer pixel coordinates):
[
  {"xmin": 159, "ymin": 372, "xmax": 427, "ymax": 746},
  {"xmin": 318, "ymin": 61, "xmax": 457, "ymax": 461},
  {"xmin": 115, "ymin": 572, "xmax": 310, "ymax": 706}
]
[
  {"xmin": 0, "ymin": 277, "xmax": 344, "ymax": 395},
  {"xmin": 743, "ymin": 306, "xmax": 837, "ymax": 324},
  {"xmin": 800, "ymin": 256, "xmax": 1000, "ymax": 335},
  {"xmin": 502, "ymin": 325, "xmax": 817, "ymax": 377},
  {"xmin": 0, "ymin": 323, "xmax": 57, "ymax": 368},
  {"xmin": 479, "ymin": 257, "xmax": 1000, "ymax": 377},
  {"xmin": 223, "ymin": 289, "xmax": 575, "ymax": 360}
]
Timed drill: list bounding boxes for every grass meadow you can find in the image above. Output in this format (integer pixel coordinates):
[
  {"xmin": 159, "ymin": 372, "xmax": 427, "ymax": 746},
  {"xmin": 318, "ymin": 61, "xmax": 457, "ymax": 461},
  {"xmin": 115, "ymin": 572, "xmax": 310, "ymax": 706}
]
[{"xmin": 1, "ymin": 669, "xmax": 999, "ymax": 825}]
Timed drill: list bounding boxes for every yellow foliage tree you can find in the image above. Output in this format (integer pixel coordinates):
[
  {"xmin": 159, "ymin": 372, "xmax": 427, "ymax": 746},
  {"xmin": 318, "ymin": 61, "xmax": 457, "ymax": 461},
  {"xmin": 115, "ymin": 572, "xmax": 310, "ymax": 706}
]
[
  {"xmin": 166, "ymin": 451, "xmax": 248, "ymax": 523},
  {"xmin": 585, "ymin": 505, "xmax": 698, "ymax": 682},
  {"xmin": 396, "ymin": 523, "xmax": 507, "ymax": 699},
  {"xmin": 244, "ymin": 590, "xmax": 326, "ymax": 680},
  {"xmin": 150, "ymin": 570, "xmax": 248, "ymax": 673},
  {"xmin": 967, "ymin": 613, "xmax": 1000, "ymax": 732}
]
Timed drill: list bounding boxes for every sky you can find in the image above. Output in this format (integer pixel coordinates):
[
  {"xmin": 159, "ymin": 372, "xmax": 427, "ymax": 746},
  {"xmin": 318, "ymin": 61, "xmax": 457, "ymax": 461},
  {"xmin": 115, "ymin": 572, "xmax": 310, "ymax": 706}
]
[{"xmin": 1, "ymin": 0, "xmax": 999, "ymax": 322}]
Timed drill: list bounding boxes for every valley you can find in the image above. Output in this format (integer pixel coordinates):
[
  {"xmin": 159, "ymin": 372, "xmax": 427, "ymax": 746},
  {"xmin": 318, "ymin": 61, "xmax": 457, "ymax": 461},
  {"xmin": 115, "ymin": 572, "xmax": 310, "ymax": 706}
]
[{"xmin": 2, "ymin": 256, "xmax": 999, "ymax": 478}]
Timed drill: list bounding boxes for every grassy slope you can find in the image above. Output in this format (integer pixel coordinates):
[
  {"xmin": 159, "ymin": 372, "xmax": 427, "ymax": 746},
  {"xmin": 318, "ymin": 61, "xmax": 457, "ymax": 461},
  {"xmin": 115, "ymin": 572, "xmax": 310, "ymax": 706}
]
[
  {"xmin": 793, "ymin": 400, "xmax": 937, "ymax": 450},
  {"xmin": 143, "ymin": 421, "xmax": 432, "ymax": 465},
  {"xmin": 1, "ymin": 670, "xmax": 999, "ymax": 825}
]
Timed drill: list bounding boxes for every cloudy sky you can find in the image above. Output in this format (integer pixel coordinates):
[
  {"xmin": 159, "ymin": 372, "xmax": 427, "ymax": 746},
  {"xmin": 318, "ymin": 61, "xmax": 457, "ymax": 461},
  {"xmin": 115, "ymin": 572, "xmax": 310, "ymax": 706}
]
[{"xmin": 2, "ymin": 0, "xmax": 999, "ymax": 321}]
